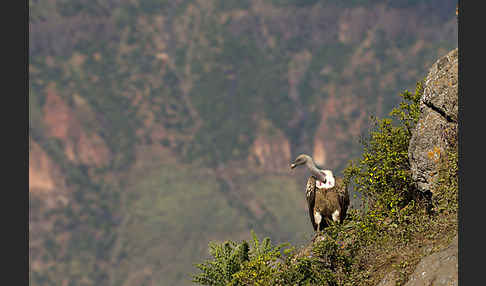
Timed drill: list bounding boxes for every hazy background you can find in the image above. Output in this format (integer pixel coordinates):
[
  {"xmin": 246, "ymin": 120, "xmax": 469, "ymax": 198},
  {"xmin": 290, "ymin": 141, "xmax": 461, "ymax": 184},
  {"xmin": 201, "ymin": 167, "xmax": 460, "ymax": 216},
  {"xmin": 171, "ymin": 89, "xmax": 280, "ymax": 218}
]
[{"xmin": 29, "ymin": 0, "xmax": 457, "ymax": 285}]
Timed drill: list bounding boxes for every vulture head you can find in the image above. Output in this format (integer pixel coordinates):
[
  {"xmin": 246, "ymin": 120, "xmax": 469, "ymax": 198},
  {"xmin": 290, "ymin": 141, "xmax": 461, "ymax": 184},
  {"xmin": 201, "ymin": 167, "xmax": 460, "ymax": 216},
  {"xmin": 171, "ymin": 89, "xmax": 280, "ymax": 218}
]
[
  {"xmin": 290, "ymin": 154, "xmax": 313, "ymax": 169},
  {"xmin": 290, "ymin": 153, "xmax": 327, "ymax": 183}
]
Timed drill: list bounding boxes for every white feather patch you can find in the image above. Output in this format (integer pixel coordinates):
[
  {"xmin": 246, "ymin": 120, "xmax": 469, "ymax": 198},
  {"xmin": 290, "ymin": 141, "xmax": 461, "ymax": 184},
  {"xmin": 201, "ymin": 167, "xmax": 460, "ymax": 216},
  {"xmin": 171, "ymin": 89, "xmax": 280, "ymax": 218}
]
[
  {"xmin": 332, "ymin": 210, "xmax": 340, "ymax": 222},
  {"xmin": 314, "ymin": 211, "xmax": 322, "ymax": 225},
  {"xmin": 316, "ymin": 170, "xmax": 335, "ymax": 189}
]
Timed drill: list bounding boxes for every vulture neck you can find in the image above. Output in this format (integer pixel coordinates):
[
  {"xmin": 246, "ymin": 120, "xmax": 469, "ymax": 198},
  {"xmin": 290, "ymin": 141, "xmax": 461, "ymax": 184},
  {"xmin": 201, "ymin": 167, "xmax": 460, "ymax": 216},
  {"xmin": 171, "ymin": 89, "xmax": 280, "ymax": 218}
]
[{"xmin": 305, "ymin": 159, "xmax": 327, "ymax": 183}]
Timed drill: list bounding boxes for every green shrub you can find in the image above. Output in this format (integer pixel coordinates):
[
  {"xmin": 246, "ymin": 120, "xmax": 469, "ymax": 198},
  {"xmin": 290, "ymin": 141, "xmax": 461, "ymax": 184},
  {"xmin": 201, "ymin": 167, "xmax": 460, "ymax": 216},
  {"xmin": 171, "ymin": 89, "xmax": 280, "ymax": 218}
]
[
  {"xmin": 432, "ymin": 143, "xmax": 458, "ymax": 214},
  {"xmin": 192, "ymin": 240, "xmax": 249, "ymax": 286},
  {"xmin": 274, "ymin": 221, "xmax": 354, "ymax": 286},
  {"xmin": 192, "ymin": 231, "xmax": 289, "ymax": 286},
  {"xmin": 344, "ymin": 81, "xmax": 423, "ymax": 219}
]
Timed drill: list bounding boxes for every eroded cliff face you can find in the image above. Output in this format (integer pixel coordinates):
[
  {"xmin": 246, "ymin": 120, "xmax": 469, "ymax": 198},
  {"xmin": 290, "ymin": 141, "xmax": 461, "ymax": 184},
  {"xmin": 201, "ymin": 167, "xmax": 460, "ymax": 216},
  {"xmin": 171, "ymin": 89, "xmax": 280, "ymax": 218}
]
[
  {"xmin": 29, "ymin": 137, "xmax": 71, "ymax": 281},
  {"xmin": 29, "ymin": 138, "xmax": 68, "ymax": 207},
  {"xmin": 312, "ymin": 91, "xmax": 369, "ymax": 168},
  {"xmin": 42, "ymin": 84, "xmax": 111, "ymax": 168},
  {"xmin": 248, "ymin": 119, "xmax": 291, "ymax": 173}
]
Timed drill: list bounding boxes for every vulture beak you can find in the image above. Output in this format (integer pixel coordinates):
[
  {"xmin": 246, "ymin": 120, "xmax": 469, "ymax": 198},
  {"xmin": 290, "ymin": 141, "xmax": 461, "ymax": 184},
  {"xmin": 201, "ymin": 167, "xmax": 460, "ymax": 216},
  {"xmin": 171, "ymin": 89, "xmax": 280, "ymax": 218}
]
[{"xmin": 290, "ymin": 163, "xmax": 296, "ymax": 169}]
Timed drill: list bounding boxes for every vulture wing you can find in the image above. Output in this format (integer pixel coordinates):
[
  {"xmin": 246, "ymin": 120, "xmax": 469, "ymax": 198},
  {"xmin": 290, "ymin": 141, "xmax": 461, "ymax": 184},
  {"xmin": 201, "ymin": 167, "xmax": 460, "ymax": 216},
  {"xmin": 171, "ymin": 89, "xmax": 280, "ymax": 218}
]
[
  {"xmin": 306, "ymin": 176, "xmax": 317, "ymax": 231},
  {"xmin": 335, "ymin": 178, "xmax": 350, "ymax": 223}
]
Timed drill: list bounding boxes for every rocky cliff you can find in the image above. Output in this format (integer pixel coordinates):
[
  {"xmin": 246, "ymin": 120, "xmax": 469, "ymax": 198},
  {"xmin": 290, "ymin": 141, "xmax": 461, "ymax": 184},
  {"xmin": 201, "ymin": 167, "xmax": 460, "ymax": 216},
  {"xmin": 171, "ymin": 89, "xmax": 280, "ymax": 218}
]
[
  {"xmin": 404, "ymin": 235, "xmax": 458, "ymax": 286},
  {"xmin": 408, "ymin": 48, "xmax": 458, "ymax": 198},
  {"xmin": 282, "ymin": 47, "xmax": 458, "ymax": 286},
  {"xmin": 377, "ymin": 48, "xmax": 459, "ymax": 286}
]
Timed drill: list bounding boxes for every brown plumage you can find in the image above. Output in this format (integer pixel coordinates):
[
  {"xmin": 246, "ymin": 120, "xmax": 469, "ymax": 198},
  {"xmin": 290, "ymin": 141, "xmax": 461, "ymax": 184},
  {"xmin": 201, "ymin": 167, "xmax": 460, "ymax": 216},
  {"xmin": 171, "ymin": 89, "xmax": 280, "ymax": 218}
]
[
  {"xmin": 305, "ymin": 175, "xmax": 349, "ymax": 231},
  {"xmin": 291, "ymin": 154, "xmax": 350, "ymax": 233}
]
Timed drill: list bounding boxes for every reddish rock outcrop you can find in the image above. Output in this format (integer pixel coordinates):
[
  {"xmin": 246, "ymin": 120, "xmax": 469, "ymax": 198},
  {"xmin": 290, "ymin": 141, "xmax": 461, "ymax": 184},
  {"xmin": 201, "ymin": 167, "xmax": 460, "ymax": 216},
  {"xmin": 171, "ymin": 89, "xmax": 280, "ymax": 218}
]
[
  {"xmin": 42, "ymin": 84, "xmax": 111, "ymax": 167},
  {"xmin": 29, "ymin": 138, "xmax": 68, "ymax": 207},
  {"xmin": 312, "ymin": 92, "xmax": 368, "ymax": 169},
  {"xmin": 248, "ymin": 119, "xmax": 291, "ymax": 173}
]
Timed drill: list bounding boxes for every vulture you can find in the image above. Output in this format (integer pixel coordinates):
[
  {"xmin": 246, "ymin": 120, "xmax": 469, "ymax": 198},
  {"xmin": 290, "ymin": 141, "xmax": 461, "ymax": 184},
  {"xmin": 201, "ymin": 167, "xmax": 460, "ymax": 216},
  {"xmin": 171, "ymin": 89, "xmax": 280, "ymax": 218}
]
[{"xmin": 290, "ymin": 154, "xmax": 350, "ymax": 233}]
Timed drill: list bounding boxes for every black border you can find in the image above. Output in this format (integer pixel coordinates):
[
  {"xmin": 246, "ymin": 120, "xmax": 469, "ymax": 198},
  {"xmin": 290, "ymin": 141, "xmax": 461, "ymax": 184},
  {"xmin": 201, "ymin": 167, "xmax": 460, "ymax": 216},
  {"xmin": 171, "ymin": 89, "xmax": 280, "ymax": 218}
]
[
  {"xmin": 457, "ymin": 0, "xmax": 463, "ymax": 283},
  {"xmin": 458, "ymin": 0, "xmax": 480, "ymax": 284}
]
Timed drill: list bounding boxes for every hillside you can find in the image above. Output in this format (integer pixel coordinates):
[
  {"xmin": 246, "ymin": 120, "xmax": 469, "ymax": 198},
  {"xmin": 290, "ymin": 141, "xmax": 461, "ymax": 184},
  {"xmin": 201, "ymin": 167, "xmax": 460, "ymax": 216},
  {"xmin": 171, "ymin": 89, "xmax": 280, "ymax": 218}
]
[
  {"xmin": 29, "ymin": 1, "xmax": 457, "ymax": 285},
  {"xmin": 192, "ymin": 48, "xmax": 458, "ymax": 286}
]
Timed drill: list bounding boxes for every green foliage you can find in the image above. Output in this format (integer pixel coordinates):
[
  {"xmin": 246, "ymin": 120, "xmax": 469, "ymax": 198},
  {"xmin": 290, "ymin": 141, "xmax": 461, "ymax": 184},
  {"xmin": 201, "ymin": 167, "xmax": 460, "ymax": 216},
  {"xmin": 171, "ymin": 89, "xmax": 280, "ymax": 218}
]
[
  {"xmin": 56, "ymin": 0, "xmax": 111, "ymax": 17},
  {"xmin": 193, "ymin": 231, "xmax": 289, "ymax": 286},
  {"xmin": 193, "ymin": 223, "xmax": 354, "ymax": 286},
  {"xmin": 432, "ymin": 142, "xmax": 458, "ymax": 214},
  {"xmin": 275, "ymin": 223, "xmax": 354, "ymax": 286},
  {"xmin": 29, "ymin": 89, "xmax": 45, "ymax": 132},
  {"xmin": 271, "ymin": 0, "xmax": 320, "ymax": 7},
  {"xmin": 344, "ymin": 81, "xmax": 423, "ymax": 217},
  {"xmin": 231, "ymin": 232, "xmax": 289, "ymax": 285},
  {"xmin": 137, "ymin": 0, "xmax": 171, "ymax": 14},
  {"xmin": 338, "ymin": 80, "xmax": 457, "ymax": 285},
  {"xmin": 217, "ymin": 0, "xmax": 251, "ymax": 11},
  {"xmin": 276, "ymin": 256, "xmax": 332, "ymax": 286},
  {"xmin": 192, "ymin": 80, "xmax": 458, "ymax": 286},
  {"xmin": 192, "ymin": 240, "xmax": 250, "ymax": 286}
]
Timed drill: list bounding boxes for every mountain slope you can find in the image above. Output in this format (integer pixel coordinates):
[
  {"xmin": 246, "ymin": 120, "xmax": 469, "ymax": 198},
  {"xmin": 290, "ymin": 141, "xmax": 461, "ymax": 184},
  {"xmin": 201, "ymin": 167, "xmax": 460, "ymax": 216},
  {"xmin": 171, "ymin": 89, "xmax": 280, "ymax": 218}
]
[{"xmin": 29, "ymin": 1, "xmax": 457, "ymax": 285}]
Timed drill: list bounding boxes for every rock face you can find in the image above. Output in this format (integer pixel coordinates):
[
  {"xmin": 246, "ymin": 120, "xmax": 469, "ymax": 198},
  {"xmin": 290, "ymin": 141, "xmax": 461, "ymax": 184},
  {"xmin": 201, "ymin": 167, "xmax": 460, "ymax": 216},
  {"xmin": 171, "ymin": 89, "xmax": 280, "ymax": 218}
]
[
  {"xmin": 376, "ymin": 270, "xmax": 399, "ymax": 286},
  {"xmin": 408, "ymin": 48, "xmax": 458, "ymax": 195},
  {"xmin": 29, "ymin": 138, "xmax": 69, "ymax": 208},
  {"xmin": 42, "ymin": 85, "xmax": 111, "ymax": 168},
  {"xmin": 404, "ymin": 235, "xmax": 458, "ymax": 286},
  {"xmin": 380, "ymin": 48, "xmax": 459, "ymax": 286},
  {"xmin": 376, "ymin": 236, "xmax": 458, "ymax": 286},
  {"xmin": 248, "ymin": 119, "xmax": 292, "ymax": 173}
]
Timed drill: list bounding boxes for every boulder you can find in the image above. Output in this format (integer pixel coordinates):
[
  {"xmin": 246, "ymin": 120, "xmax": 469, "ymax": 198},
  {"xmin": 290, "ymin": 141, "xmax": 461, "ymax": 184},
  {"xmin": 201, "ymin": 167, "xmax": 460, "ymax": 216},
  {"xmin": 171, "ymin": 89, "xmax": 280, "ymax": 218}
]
[
  {"xmin": 376, "ymin": 235, "xmax": 458, "ymax": 286},
  {"xmin": 376, "ymin": 270, "xmax": 399, "ymax": 286},
  {"xmin": 403, "ymin": 235, "xmax": 458, "ymax": 286},
  {"xmin": 408, "ymin": 48, "xmax": 458, "ymax": 195}
]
